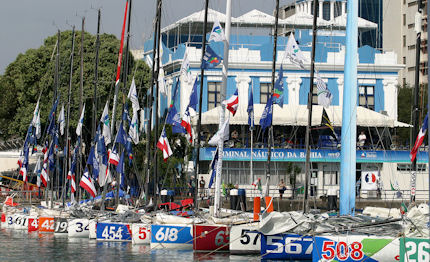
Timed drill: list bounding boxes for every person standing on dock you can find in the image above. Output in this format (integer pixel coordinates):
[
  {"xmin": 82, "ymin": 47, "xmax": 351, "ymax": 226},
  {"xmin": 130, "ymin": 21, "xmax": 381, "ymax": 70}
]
[
  {"xmin": 278, "ymin": 179, "xmax": 286, "ymax": 200},
  {"xmin": 199, "ymin": 176, "xmax": 206, "ymax": 198}
]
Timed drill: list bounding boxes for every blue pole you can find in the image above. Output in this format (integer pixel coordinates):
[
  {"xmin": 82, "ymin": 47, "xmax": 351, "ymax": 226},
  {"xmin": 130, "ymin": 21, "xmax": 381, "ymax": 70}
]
[{"xmin": 340, "ymin": 0, "xmax": 358, "ymax": 216}]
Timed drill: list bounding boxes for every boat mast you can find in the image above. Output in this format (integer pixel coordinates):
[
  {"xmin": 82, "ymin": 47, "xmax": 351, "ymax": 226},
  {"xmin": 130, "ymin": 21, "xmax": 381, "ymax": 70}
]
[
  {"xmin": 303, "ymin": 0, "xmax": 319, "ymax": 213},
  {"xmin": 340, "ymin": 0, "xmax": 358, "ymax": 216},
  {"xmin": 93, "ymin": 9, "xmax": 101, "ymax": 140},
  {"xmin": 117, "ymin": 0, "xmax": 133, "ymax": 207},
  {"xmin": 78, "ymin": 17, "xmax": 85, "ymax": 202},
  {"xmin": 64, "ymin": 27, "xmax": 76, "ymax": 206},
  {"xmin": 411, "ymin": 0, "xmax": 423, "ymax": 203},
  {"xmin": 213, "ymin": 0, "xmax": 230, "ymax": 216},
  {"xmin": 265, "ymin": 0, "xmax": 280, "ymax": 197},
  {"xmin": 426, "ymin": 0, "xmax": 430, "ymax": 241},
  {"xmin": 54, "ymin": 30, "xmax": 61, "ymax": 205},
  {"xmin": 144, "ymin": 0, "xmax": 161, "ymax": 203},
  {"xmin": 153, "ymin": 0, "xmax": 162, "ymax": 208}
]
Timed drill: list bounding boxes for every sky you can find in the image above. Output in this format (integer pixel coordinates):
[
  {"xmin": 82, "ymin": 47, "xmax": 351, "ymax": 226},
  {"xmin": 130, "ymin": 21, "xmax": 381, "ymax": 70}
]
[{"xmin": 0, "ymin": 0, "xmax": 295, "ymax": 74}]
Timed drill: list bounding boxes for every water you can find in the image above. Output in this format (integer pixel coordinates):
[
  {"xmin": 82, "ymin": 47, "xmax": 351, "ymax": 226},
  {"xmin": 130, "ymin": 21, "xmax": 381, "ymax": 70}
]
[{"xmin": 0, "ymin": 228, "xmax": 261, "ymax": 262}]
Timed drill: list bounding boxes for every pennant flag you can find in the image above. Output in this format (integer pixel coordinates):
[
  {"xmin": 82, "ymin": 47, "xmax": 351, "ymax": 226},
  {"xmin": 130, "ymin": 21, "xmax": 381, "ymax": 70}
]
[
  {"xmin": 260, "ymin": 95, "xmax": 274, "ymax": 132},
  {"xmin": 181, "ymin": 50, "xmax": 193, "ymax": 84},
  {"xmin": 108, "ymin": 148, "xmax": 120, "ymax": 166},
  {"xmin": 248, "ymin": 85, "xmax": 254, "ymax": 130},
  {"xmin": 127, "ymin": 77, "xmax": 140, "ymax": 113},
  {"xmin": 208, "ymin": 148, "xmax": 219, "ymax": 188},
  {"xmin": 208, "ymin": 18, "xmax": 226, "ymax": 42},
  {"xmin": 100, "ymin": 102, "xmax": 112, "ymax": 145},
  {"xmin": 201, "ymin": 45, "xmax": 222, "ymax": 69},
  {"xmin": 129, "ymin": 111, "xmax": 139, "ymax": 144},
  {"xmin": 58, "ymin": 104, "xmax": 65, "ymax": 136},
  {"xmin": 410, "ymin": 113, "xmax": 428, "ymax": 162},
  {"xmin": 321, "ymin": 108, "xmax": 338, "ymax": 141},
  {"xmin": 284, "ymin": 33, "xmax": 306, "ymax": 69},
  {"xmin": 188, "ymin": 76, "xmax": 199, "ymax": 112},
  {"xmin": 32, "ymin": 100, "xmax": 41, "ymax": 139},
  {"xmin": 181, "ymin": 107, "xmax": 193, "ymax": 143},
  {"xmin": 208, "ymin": 118, "xmax": 230, "ymax": 146},
  {"xmin": 80, "ymin": 167, "xmax": 96, "ymax": 198},
  {"xmin": 316, "ymin": 73, "xmax": 333, "ymax": 108},
  {"xmin": 157, "ymin": 128, "xmax": 173, "ymax": 161},
  {"xmin": 273, "ymin": 65, "xmax": 284, "ymax": 107},
  {"xmin": 223, "ymin": 89, "xmax": 239, "ymax": 116},
  {"xmin": 76, "ymin": 104, "xmax": 85, "ymax": 137}
]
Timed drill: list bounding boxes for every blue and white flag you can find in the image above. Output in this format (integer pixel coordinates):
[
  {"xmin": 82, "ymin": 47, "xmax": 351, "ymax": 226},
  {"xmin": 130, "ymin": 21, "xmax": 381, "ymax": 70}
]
[
  {"xmin": 166, "ymin": 106, "xmax": 186, "ymax": 134},
  {"xmin": 248, "ymin": 85, "xmax": 254, "ymax": 130},
  {"xmin": 208, "ymin": 147, "xmax": 219, "ymax": 188},
  {"xmin": 316, "ymin": 73, "xmax": 333, "ymax": 108},
  {"xmin": 208, "ymin": 18, "xmax": 226, "ymax": 42},
  {"xmin": 273, "ymin": 65, "xmax": 284, "ymax": 107},
  {"xmin": 127, "ymin": 78, "xmax": 140, "ymax": 113},
  {"xmin": 188, "ymin": 76, "xmax": 199, "ymax": 112},
  {"xmin": 129, "ymin": 111, "xmax": 139, "ymax": 144},
  {"xmin": 284, "ymin": 33, "xmax": 306, "ymax": 69},
  {"xmin": 87, "ymin": 145, "xmax": 99, "ymax": 180},
  {"xmin": 100, "ymin": 102, "xmax": 112, "ymax": 145},
  {"xmin": 260, "ymin": 95, "xmax": 274, "ymax": 132},
  {"xmin": 76, "ymin": 104, "xmax": 85, "ymax": 137},
  {"xmin": 201, "ymin": 45, "xmax": 222, "ymax": 69},
  {"xmin": 180, "ymin": 50, "xmax": 193, "ymax": 84},
  {"xmin": 32, "ymin": 100, "xmax": 41, "ymax": 139},
  {"xmin": 116, "ymin": 122, "xmax": 128, "ymax": 147},
  {"xmin": 58, "ymin": 104, "xmax": 65, "ymax": 136},
  {"xmin": 116, "ymin": 151, "xmax": 125, "ymax": 190}
]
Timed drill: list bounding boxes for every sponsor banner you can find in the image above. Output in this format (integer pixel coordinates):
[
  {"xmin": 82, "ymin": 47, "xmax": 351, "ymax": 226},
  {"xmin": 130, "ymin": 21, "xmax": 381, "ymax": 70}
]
[
  {"xmin": 193, "ymin": 225, "xmax": 229, "ymax": 251},
  {"xmin": 150, "ymin": 224, "xmax": 193, "ymax": 250},
  {"xmin": 200, "ymin": 148, "xmax": 428, "ymax": 163},
  {"xmin": 96, "ymin": 222, "xmax": 132, "ymax": 242},
  {"xmin": 400, "ymin": 238, "xmax": 430, "ymax": 262},
  {"xmin": 260, "ymin": 233, "xmax": 313, "ymax": 260},
  {"xmin": 313, "ymin": 235, "xmax": 399, "ymax": 261}
]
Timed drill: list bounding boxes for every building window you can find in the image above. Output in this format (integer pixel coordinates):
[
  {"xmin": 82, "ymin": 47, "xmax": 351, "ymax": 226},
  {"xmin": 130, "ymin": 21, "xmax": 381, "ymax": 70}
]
[
  {"xmin": 323, "ymin": 2, "xmax": 331, "ymax": 20},
  {"xmin": 403, "ymin": 35, "xmax": 406, "ymax": 47},
  {"xmin": 397, "ymin": 163, "xmax": 426, "ymax": 171},
  {"xmin": 260, "ymin": 83, "xmax": 271, "ymax": 104},
  {"xmin": 324, "ymin": 171, "xmax": 338, "ymax": 186},
  {"xmin": 403, "ymin": 14, "xmax": 406, "ymax": 26},
  {"xmin": 334, "ymin": 2, "xmax": 342, "ymax": 17},
  {"xmin": 310, "ymin": 2, "xmax": 319, "ymax": 16},
  {"xmin": 403, "ymin": 56, "xmax": 406, "ymax": 64},
  {"xmin": 207, "ymin": 82, "xmax": 221, "ymax": 110},
  {"xmin": 359, "ymin": 85, "xmax": 375, "ymax": 110}
]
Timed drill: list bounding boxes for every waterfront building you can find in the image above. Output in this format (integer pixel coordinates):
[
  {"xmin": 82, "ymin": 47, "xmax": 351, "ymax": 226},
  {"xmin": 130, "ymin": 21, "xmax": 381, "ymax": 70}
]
[{"xmin": 140, "ymin": 6, "xmax": 429, "ymax": 200}]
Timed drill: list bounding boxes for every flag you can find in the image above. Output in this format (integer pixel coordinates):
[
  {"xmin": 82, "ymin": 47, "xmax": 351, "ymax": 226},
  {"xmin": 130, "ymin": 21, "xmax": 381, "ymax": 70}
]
[
  {"xmin": 34, "ymin": 157, "xmax": 41, "ymax": 187},
  {"xmin": 166, "ymin": 106, "xmax": 186, "ymax": 134},
  {"xmin": 58, "ymin": 104, "xmax": 65, "ymax": 136},
  {"xmin": 80, "ymin": 167, "xmax": 96, "ymax": 198},
  {"xmin": 223, "ymin": 89, "xmax": 239, "ymax": 116},
  {"xmin": 116, "ymin": 151, "xmax": 125, "ymax": 190},
  {"xmin": 127, "ymin": 77, "xmax": 140, "ymax": 113},
  {"xmin": 41, "ymin": 141, "xmax": 49, "ymax": 187},
  {"xmin": 208, "ymin": 18, "xmax": 226, "ymax": 42},
  {"xmin": 208, "ymin": 148, "xmax": 219, "ymax": 188},
  {"xmin": 208, "ymin": 118, "xmax": 230, "ymax": 146},
  {"xmin": 126, "ymin": 136, "xmax": 134, "ymax": 166},
  {"xmin": 116, "ymin": 122, "xmax": 128, "ymax": 147},
  {"xmin": 108, "ymin": 148, "xmax": 120, "ymax": 166},
  {"xmin": 157, "ymin": 128, "xmax": 173, "ymax": 161},
  {"xmin": 32, "ymin": 100, "xmax": 41, "ymax": 139},
  {"xmin": 181, "ymin": 51, "xmax": 193, "ymax": 84},
  {"xmin": 46, "ymin": 99, "xmax": 59, "ymax": 136},
  {"xmin": 76, "ymin": 104, "xmax": 85, "ymax": 137},
  {"xmin": 100, "ymin": 102, "xmax": 112, "ymax": 145},
  {"xmin": 87, "ymin": 145, "xmax": 99, "ymax": 180},
  {"xmin": 248, "ymin": 85, "xmax": 254, "ymax": 130},
  {"xmin": 321, "ymin": 108, "xmax": 338, "ymax": 141},
  {"xmin": 410, "ymin": 113, "xmax": 428, "ymax": 162},
  {"xmin": 188, "ymin": 76, "xmax": 199, "ymax": 112},
  {"xmin": 316, "ymin": 73, "xmax": 333, "ymax": 108},
  {"xmin": 158, "ymin": 67, "xmax": 168, "ymax": 97},
  {"xmin": 284, "ymin": 33, "xmax": 306, "ymax": 69},
  {"xmin": 252, "ymin": 178, "xmax": 262, "ymax": 191},
  {"xmin": 273, "ymin": 65, "xmax": 284, "ymax": 107},
  {"xmin": 260, "ymin": 95, "xmax": 274, "ymax": 132},
  {"xmin": 129, "ymin": 111, "xmax": 139, "ymax": 144},
  {"xmin": 181, "ymin": 107, "xmax": 193, "ymax": 143},
  {"xmin": 201, "ymin": 45, "xmax": 222, "ymax": 69}
]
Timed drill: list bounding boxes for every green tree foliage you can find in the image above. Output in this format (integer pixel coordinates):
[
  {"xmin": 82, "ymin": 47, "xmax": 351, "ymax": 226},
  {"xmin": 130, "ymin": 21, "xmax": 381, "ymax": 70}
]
[{"xmin": 0, "ymin": 30, "xmax": 150, "ymax": 140}]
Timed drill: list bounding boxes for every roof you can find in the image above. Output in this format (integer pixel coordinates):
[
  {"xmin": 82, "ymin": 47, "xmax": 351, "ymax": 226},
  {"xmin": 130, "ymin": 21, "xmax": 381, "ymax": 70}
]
[{"xmin": 199, "ymin": 104, "xmax": 410, "ymax": 128}]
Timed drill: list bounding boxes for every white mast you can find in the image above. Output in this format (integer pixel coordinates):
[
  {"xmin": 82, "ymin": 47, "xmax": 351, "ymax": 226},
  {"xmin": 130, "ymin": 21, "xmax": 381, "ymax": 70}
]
[{"xmin": 214, "ymin": 0, "xmax": 232, "ymax": 217}]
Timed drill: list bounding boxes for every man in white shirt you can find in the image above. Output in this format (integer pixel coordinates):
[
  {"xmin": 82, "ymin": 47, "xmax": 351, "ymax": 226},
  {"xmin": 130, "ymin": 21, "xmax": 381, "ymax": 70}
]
[{"xmin": 358, "ymin": 131, "xmax": 366, "ymax": 149}]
